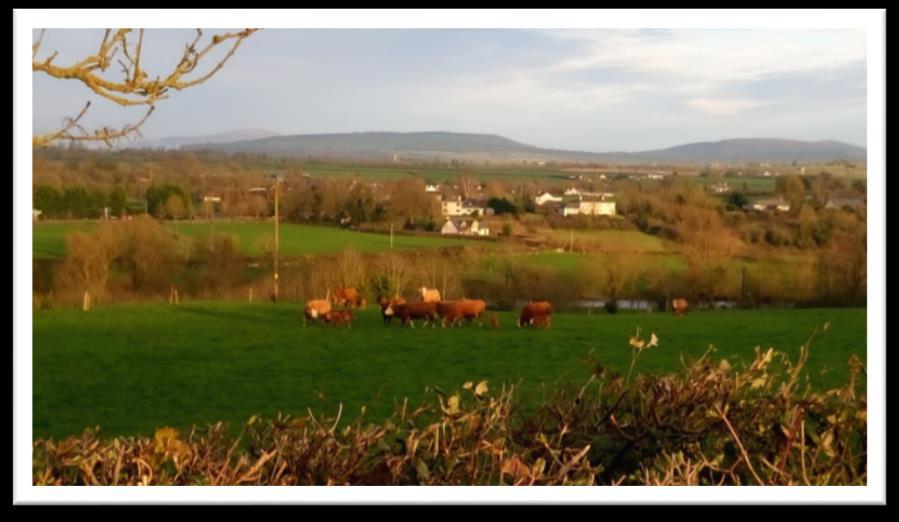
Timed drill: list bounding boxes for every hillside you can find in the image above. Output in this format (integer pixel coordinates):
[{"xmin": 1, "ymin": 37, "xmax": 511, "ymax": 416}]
[{"xmin": 164, "ymin": 131, "xmax": 865, "ymax": 164}]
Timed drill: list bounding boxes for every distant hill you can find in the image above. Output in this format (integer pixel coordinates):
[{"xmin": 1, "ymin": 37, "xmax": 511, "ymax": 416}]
[
  {"xmin": 632, "ymin": 139, "xmax": 867, "ymax": 163},
  {"xmin": 167, "ymin": 131, "xmax": 865, "ymax": 164},
  {"xmin": 133, "ymin": 129, "xmax": 281, "ymax": 150}
]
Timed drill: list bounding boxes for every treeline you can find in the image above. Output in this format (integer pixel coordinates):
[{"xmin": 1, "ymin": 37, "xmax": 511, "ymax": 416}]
[{"xmin": 34, "ymin": 215, "xmax": 865, "ymax": 310}]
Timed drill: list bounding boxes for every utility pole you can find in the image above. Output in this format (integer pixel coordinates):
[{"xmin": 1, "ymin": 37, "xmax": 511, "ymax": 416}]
[{"xmin": 273, "ymin": 177, "xmax": 280, "ymax": 302}]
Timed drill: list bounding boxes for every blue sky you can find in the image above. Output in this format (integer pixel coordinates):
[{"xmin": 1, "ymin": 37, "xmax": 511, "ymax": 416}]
[{"xmin": 32, "ymin": 28, "xmax": 867, "ymax": 152}]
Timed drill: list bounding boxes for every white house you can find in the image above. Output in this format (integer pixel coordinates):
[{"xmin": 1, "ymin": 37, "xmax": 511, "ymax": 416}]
[
  {"xmin": 32, "ymin": 209, "xmax": 42, "ymax": 221},
  {"xmin": 203, "ymin": 195, "xmax": 222, "ymax": 203},
  {"xmin": 441, "ymin": 218, "xmax": 490, "ymax": 236},
  {"xmin": 578, "ymin": 198, "xmax": 617, "ymax": 216},
  {"xmin": 562, "ymin": 203, "xmax": 581, "ymax": 216},
  {"xmin": 564, "ymin": 187, "xmax": 581, "ymax": 197},
  {"xmin": 425, "ymin": 184, "xmax": 440, "ymax": 193},
  {"xmin": 442, "ymin": 196, "xmax": 491, "ymax": 217},
  {"xmin": 442, "ymin": 197, "xmax": 464, "ymax": 216},
  {"xmin": 535, "ymin": 192, "xmax": 563, "ymax": 206}
]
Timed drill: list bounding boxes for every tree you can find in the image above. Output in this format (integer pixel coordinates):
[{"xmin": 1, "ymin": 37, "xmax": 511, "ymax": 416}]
[
  {"xmin": 725, "ymin": 192, "xmax": 748, "ymax": 209},
  {"xmin": 776, "ymin": 175, "xmax": 806, "ymax": 213},
  {"xmin": 109, "ymin": 186, "xmax": 128, "ymax": 217},
  {"xmin": 165, "ymin": 194, "xmax": 186, "ymax": 221},
  {"xmin": 32, "ymin": 28, "xmax": 258, "ymax": 148},
  {"xmin": 487, "ymin": 197, "xmax": 518, "ymax": 216}
]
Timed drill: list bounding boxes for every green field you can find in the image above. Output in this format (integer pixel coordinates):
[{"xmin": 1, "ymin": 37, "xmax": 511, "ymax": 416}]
[
  {"xmin": 33, "ymin": 303, "xmax": 866, "ymax": 440},
  {"xmin": 33, "ymin": 221, "xmax": 481, "ymax": 259},
  {"xmin": 545, "ymin": 229, "xmax": 670, "ymax": 254}
]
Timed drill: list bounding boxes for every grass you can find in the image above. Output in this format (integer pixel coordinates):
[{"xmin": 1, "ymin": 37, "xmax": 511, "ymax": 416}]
[
  {"xmin": 32, "ymin": 222, "xmax": 97, "ymax": 259},
  {"xmin": 33, "ymin": 221, "xmax": 480, "ymax": 259},
  {"xmin": 33, "ymin": 302, "xmax": 866, "ymax": 440},
  {"xmin": 544, "ymin": 229, "xmax": 669, "ymax": 254}
]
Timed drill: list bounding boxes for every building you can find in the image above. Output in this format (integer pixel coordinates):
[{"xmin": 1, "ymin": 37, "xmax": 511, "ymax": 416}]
[
  {"xmin": 425, "ymin": 184, "xmax": 440, "ymax": 193},
  {"xmin": 564, "ymin": 187, "xmax": 581, "ymax": 197},
  {"xmin": 249, "ymin": 187, "xmax": 268, "ymax": 194},
  {"xmin": 746, "ymin": 198, "xmax": 790, "ymax": 212},
  {"xmin": 32, "ymin": 209, "xmax": 42, "ymax": 221},
  {"xmin": 441, "ymin": 218, "xmax": 490, "ymax": 236},
  {"xmin": 562, "ymin": 203, "xmax": 581, "ymax": 216},
  {"xmin": 578, "ymin": 197, "xmax": 617, "ymax": 216},
  {"xmin": 203, "ymin": 195, "xmax": 222, "ymax": 203},
  {"xmin": 441, "ymin": 196, "xmax": 492, "ymax": 217},
  {"xmin": 535, "ymin": 192, "xmax": 563, "ymax": 206}
]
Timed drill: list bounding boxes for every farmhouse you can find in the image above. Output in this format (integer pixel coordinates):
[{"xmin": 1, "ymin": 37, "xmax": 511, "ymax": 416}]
[
  {"xmin": 441, "ymin": 196, "xmax": 493, "ymax": 217},
  {"xmin": 535, "ymin": 192, "xmax": 563, "ymax": 206},
  {"xmin": 425, "ymin": 184, "xmax": 440, "ymax": 193},
  {"xmin": 577, "ymin": 196, "xmax": 617, "ymax": 216},
  {"xmin": 564, "ymin": 187, "xmax": 581, "ymax": 196},
  {"xmin": 441, "ymin": 218, "xmax": 490, "ymax": 236}
]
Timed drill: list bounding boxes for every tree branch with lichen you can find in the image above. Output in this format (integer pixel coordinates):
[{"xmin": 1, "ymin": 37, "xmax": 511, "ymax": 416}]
[{"xmin": 32, "ymin": 28, "xmax": 258, "ymax": 148}]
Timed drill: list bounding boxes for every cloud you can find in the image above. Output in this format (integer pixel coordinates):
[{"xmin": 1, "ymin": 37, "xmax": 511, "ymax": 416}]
[
  {"xmin": 686, "ymin": 98, "xmax": 767, "ymax": 115},
  {"xmin": 30, "ymin": 28, "xmax": 867, "ymax": 151}
]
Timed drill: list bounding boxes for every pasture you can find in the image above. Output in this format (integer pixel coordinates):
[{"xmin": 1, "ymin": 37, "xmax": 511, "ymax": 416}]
[
  {"xmin": 33, "ymin": 221, "xmax": 481, "ymax": 259},
  {"xmin": 33, "ymin": 303, "xmax": 866, "ymax": 440}
]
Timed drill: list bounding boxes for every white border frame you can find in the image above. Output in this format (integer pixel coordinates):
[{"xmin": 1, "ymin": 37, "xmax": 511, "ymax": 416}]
[{"xmin": 14, "ymin": 9, "xmax": 886, "ymax": 504}]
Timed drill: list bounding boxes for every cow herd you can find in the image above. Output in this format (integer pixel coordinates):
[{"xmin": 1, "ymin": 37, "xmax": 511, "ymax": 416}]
[{"xmin": 303, "ymin": 288, "xmax": 689, "ymax": 329}]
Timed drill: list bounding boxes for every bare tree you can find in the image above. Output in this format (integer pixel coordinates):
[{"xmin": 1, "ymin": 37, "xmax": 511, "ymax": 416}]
[{"xmin": 32, "ymin": 28, "xmax": 258, "ymax": 148}]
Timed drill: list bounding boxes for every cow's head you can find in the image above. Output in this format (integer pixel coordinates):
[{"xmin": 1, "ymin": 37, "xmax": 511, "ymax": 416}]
[{"xmin": 384, "ymin": 304, "xmax": 395, "ymax": 316}]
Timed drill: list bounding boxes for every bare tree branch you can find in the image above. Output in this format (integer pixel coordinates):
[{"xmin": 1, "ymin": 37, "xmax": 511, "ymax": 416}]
[{"xmin": 32, "ymin": 28, "xmax": 258, "ymax": 148}]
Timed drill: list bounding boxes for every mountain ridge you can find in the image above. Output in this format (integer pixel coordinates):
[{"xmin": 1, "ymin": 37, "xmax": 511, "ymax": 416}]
[{"xmin": 147, "ymin": 131, "xmax": 864, "ymax": 163}]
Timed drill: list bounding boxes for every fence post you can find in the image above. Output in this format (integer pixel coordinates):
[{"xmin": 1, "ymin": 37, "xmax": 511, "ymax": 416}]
[
  {"xmin": 249, "ymin": 287, "xmax": 254, "ymax": 302},
  {"xmin": 82, "ymin": 291, "xmax": 91, "ymax": 311}
]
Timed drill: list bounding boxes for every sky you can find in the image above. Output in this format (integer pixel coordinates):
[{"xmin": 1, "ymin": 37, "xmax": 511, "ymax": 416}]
[{"xmin": 31, "ymin": 28, "xmax": 867, "ymax": 152}]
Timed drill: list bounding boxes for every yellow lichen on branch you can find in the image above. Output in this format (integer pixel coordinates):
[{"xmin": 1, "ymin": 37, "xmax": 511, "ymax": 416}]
[{"xmin": 32, "ymin": 28, "xmax": 259, "ymax": 148}]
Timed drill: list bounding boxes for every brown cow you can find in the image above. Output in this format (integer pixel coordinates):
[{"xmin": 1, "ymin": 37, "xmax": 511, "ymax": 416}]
[
  {"xmin": 303, "ymin": 299, "xmax": 332, "ymax": 326},
  {"xmin": 323, "ymin": 309, "xmax": 353, "ymax": 327},
  {"xmin": 518, "ymin": 301, "xmax": 552, "ymax": 328},
  {"xmin": 378, "ymin": 295, "xmax": 406, "ymax": 326},
  {"xmin": 331, "ymin": 288, "xmax": 360, "ymax": 308},
  {"xmin": 385, "ymin": 301, "xmax": 438, "ymax": 328},
  {"xmin": 420, "ymin": 287, "xmax": 441, "ymax": 303},
  {"xmin": 671, "ymin": 298, "xmax": 689, "ymax": 317},
  {"xmin": 530, "ymin": 314, "xmax": 552, "ymax": 329},
  {"xmin": 436, "ymin": 299, "xmax": 487, "ymax": 327}
]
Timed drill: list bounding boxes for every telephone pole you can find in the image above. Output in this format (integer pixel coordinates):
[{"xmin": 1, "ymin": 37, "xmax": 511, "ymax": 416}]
[
  {"xmin": 274, "ymin": 177, "xmax": 280, "ymax": 302},
  {"xmin": 267, "ymin": 171, "xmax": 284, "ymax": 302}
]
